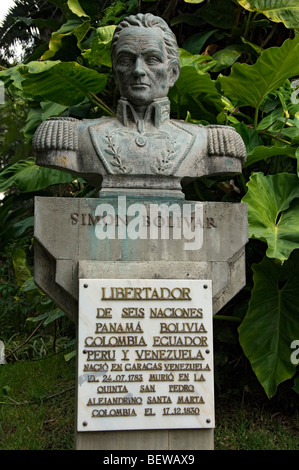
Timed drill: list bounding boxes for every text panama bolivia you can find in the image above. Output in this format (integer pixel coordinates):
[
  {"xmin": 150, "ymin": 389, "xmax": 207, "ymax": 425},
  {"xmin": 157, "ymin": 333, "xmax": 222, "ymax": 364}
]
[{"xmin": 84, "ymin": 284, "xmax": 209, "ymax": 361}]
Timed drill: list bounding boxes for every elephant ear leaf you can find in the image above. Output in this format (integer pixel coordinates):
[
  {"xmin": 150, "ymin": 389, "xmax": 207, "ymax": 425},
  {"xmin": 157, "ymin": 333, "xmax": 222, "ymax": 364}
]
[
  {"xmin": 238, "ymin": 251, "xmax": 299, "ymax": 398},
  {"xmin": 218, "ymin": 37, "xmax": 299, "ymax": 111},
  {"xmin": 19, "ymin": 61, "xmax": 107, "ymax": 107},
  {"xmin": 83, "ymin": 25, "xmax": 117, "ymax": 68},
  {"xmin": 242, "ymin": 172, "xmax": 299, "ymax": 263},
  {"xmin": 237, "ymin": 0, "xmax": 299, "ymax": 30},
  {"xmin": 0, "ymin": 158, "xmax": 74, "ymax": 193}
]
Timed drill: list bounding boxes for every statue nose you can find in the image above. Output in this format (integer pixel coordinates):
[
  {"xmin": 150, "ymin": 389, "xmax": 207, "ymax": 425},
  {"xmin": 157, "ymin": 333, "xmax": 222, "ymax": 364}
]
[{"xmin": 133, "ymin": 57, "xmax": 146, "ymax": 77}]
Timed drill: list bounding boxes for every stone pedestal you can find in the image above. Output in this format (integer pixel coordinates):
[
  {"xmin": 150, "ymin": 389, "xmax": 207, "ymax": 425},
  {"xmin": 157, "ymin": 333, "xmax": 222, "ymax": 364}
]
[
  {"xmin": 32, "ymin": 11, "xmax": 248, "ymax": 452},
  {"xmin": 34, "ymin": 196, "xmax": 248, "ymax": 322},
  {"xmin": 34, "ymin": 195, "xmax": 247, "ymax": 450}
]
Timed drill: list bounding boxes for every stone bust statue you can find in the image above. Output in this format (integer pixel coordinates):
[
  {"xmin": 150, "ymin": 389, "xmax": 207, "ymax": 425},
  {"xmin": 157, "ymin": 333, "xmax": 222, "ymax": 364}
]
[{"xmin": 32, "ymin": 13, "xmax": 246, "ymax": 199}]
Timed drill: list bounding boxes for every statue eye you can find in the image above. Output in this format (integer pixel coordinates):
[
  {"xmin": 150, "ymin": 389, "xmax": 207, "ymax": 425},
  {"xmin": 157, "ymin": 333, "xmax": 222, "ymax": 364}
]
[
  {"xmin": 146, "ymin": 56, "xmax": 161, "ymax": 65},
  {"xmin": 118, "ymin": 54, "xmax": 133, "ymax": 66}
]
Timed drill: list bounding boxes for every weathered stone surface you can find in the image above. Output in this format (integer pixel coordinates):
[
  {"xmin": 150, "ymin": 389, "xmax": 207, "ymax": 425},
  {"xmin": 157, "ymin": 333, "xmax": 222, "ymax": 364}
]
[
  {"xmin": 33, "ymin": 110, "xmax": 246, "ymax": 196},
  {"xmin": 34, "ymin": 196, "xmax": 247, "ymax": 322},
  {"xmin": 32, "ymin": 14, "xmax": 246, "ymax": 198},
  {"xmin": 33, "ymin": 13, "xmax": 248, "ymax": 451}
]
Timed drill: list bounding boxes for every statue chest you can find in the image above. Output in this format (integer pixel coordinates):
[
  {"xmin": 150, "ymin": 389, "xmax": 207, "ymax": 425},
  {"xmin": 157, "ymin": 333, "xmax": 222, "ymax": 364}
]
[{"xmin": 88, "ymin": 120, "xmax": 205, "ymax": 176}]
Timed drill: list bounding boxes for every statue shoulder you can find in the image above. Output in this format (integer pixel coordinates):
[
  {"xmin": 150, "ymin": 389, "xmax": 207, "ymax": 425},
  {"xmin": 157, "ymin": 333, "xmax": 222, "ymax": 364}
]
[
  {"xmin": 169, "ymin": 121, "xmax": 246, "ymax": 162},
  {"xmin": 32, "ymin": 117, "xmax": 80, "ymax": 152},
  {"xmin": 206, "ymin": 124, "xmax": 246, "ymax": 161}
]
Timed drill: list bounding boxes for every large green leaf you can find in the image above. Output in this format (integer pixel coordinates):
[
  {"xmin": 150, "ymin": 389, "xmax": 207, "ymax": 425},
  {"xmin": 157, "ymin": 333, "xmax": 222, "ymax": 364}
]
[
  {"xmin": 0, "ymin": 196, "xmax": 33, "ymax": 246},
  {"xmin": 27, "ymin": 307, "xmax": 65, "ymax": 325},
  {"xmin": 0, "ymin": 64, "xmax": 25, "ymax": 93},
  {"xmin": 12, "ymin": 248, "xmax": 32, "ymax": 286},
  {"xmin": 19, "ymin": 61, "xmax": 107, "ymax": 107},
  {"xmin": 242, "ymin": 172, "xmax": 299, "ymax": 262},
  {"xmin": 238, "ymin": 251, "xmax": 299, "ymax": 397},
  {"xmin": 244, "ymin": 144, "xmax": 297, "ymax": 167},
  {"xmin": 0, "ymin": 158, "xmax": 75, "ymax": 193},
  {"xmin": 42, "ymin": 19, "xmax": 91, "ymax": 60},
  {"xmin": 170, "ymin": 66, "xmax": 224, "ymax": 113},
  {"xmin": 212, "ymin": 45, "xmax": 244, "ymax": 72},
  {"xmin": 179, "ymin": 48, "xmax": 216, "ymax": 72},
  {"xmin": 232, "ymin": 121, "xmax": 263, "ymax": 154},
  {"xmin": 182, "ymin": 29, "xmax": 218, "ymax": 55},
  {"xmin": 197, "ymin": 0, "xmax": 236, "ymax": 29},
  {"xmin": 237, "ymin": 0, "xmax": 299, "ymax": 29},
  {"xmin": 218, "ymin": 37, "xmax": 299, "ymax": 111},
  {"xmin": 23, "ymin": 101, "xmax": 68, "ymax": 141},
  {"xmin": 83, "ymin": 25, "xmax": 117, "ymax": 68},
  {"xmin": 67, "ymin": 0, "xmax": 90, "ymax": 17}
]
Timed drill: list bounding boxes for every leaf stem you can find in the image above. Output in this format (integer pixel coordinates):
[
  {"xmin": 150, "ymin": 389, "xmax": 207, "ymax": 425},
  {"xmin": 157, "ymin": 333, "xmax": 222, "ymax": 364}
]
[
  {"xmin": 244, "ymin": 11, "xmax": 253, "ymax": 39},
  {"xmin": 254, "ymin": 106, "xmax": 259, "ymax": 130},
  {"xmin": 274, "ymin": 155, "xmax": 281, "ymax": 174},
  {"xmin": 4, "ymin": 320, "xmax": 45, "ymax": 361},
  {"xmin": 239, "ymin": 173, "xmax": 248, "ymax": 194},
  {"xmin": 259, "ymin": 131, "xmax": 291, "ymax": 145},
  {"xmin": 88, "ymin": 92, "xmax": 115, "ymax": 117},
  {"xmin": 193, "ymin": 180, "xmax": 205, "ymax": 200}
]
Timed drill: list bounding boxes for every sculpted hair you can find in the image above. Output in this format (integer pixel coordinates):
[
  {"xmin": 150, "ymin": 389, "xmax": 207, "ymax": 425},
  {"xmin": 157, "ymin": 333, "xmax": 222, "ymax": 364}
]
[{"xmin": 111, "ymin": 13, "xmax": 180, "ymax": 69}]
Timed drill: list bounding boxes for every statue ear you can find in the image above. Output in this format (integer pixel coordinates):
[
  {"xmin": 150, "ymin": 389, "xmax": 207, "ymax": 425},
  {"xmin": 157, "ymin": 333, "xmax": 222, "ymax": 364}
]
[{"xmin": 169, "ymin": 64, "xmax": 180, "ymax": 87}]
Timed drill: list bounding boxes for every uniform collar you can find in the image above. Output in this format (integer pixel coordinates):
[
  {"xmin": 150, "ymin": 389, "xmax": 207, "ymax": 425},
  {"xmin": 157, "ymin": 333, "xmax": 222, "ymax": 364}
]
[{"xmin": 116, "ymin": 97, "xmax": 170, "ymax": 132}]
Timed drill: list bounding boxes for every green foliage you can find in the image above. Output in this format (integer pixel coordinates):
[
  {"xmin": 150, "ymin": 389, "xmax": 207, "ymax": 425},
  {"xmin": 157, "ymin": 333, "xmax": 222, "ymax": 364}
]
[
  {"xmin": 169, "ymin": 64, "xmax": 224, "ymax": 121},
  {"xmin": 184, "ymin": 0, "xmax": 205, "ymax": 4},
  {"xmin": 218, "ymin": 37, "xmax": 299, "ymax": 128},
  {"xmin": 243, "ymin": 172, "xmax": 299, "ymax": 262},
  {"xmin": 237, "ymin": 0, "xmax": 299, "ymax": 30},
  {"xmin": 100, "ymin": 0, "xmax": 138, "ymax": 25},
  {"xmin": 83, "ymin": 25, "xmax": 117, "ymax": 68},
  {"xmin": 0, "ymin": 158, "xmax": 75, "ymax": 193},
  {"xmin": 41, "ymin": 19, "xmax": 91, "ymax": 60},
  {"xmin": 239, "ymin": 251, "xmax": 299, "ymax": 397},
  {"xmin": 0, "ymin": 196, "xmax": 33, "ymax": 249},
  {"xmin": 0, "ymin": 0, "xmax": 298, "ymax": 399},
  {"xmin": 0, "ymin": 353, "xmax": 75, "ymax": 450},
  {"xmin": 0, "ymin": 241, "xmax": 74, "ymax": 363},
  {"xmin": 67, "ymin": 0, "xmax": 91, "ymax": 18},
  {"xmin": 20, "ymin": 61, "xmax": 108, "ymax": 107}
]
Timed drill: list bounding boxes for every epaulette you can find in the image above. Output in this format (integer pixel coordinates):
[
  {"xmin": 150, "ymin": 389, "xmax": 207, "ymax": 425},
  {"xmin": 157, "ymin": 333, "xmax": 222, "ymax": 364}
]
[
  {"xmin": 207, "ymin": 125, "xmax": 246, "ymax": 162},
  {"xmin": 32, "ymin": 117, "xmax": 79, "ymax": 151}
]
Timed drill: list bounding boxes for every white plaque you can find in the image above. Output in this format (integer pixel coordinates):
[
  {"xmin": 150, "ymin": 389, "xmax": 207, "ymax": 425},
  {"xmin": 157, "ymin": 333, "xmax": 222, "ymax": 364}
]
[{"xmin": 77, "ymin": 278, "xmax": 214, "ymax": 432}]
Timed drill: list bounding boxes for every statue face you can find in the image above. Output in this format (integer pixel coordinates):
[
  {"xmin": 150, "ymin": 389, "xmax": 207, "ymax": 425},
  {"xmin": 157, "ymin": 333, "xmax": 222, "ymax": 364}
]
[{"xmin": 113, "ymin": 26, "xmax": 179, "ymax": 106}]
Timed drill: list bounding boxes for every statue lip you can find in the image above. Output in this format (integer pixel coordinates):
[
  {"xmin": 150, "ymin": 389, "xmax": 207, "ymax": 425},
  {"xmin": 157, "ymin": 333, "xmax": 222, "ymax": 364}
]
[{"xmin": 131, "ymin": 83, "xmax": 150, "ymax": 88}]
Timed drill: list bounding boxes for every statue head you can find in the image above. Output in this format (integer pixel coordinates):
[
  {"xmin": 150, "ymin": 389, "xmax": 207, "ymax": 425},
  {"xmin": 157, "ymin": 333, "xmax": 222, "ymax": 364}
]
[{"xmin": 111, "ymin": 13, "xmax": 180, "ymax": 107}]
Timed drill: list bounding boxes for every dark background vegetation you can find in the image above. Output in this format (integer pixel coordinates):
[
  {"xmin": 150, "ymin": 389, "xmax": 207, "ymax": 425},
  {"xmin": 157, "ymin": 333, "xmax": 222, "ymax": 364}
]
[{"xmin": 0, "ymin": 0, "xmax": 298, "ymax": 450}]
